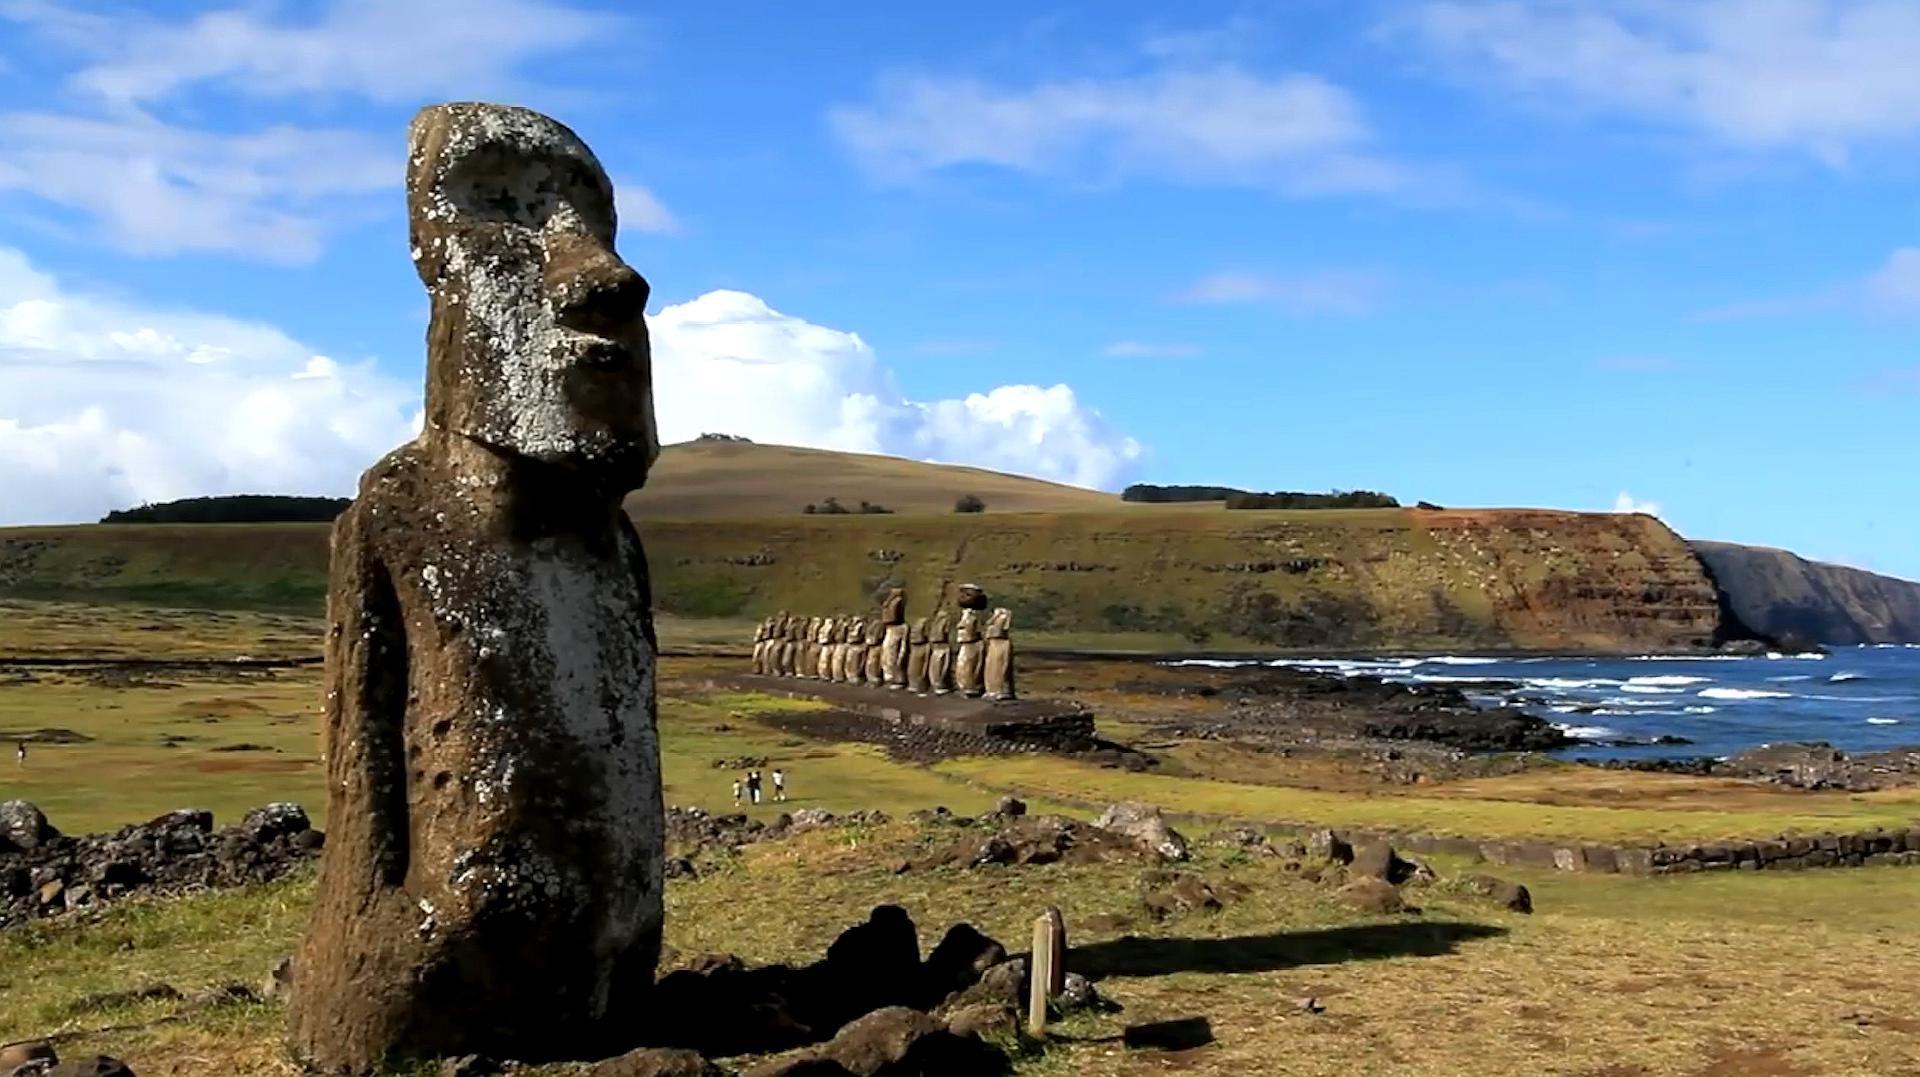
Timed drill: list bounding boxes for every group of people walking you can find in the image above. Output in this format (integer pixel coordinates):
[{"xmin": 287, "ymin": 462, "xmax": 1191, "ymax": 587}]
[{"xmin": 732, "ymin": 767, "xmax": 786, "ymax": 807}]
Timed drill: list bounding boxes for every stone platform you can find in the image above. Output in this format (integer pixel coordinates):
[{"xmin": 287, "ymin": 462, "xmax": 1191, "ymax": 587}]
[{"xmin": 710, "ymin": 674, "xmax": 1096, "ymax": 754}]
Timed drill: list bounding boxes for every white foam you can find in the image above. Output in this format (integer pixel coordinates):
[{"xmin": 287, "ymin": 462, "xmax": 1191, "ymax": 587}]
[
  {"xmin": 1421, "ymin": 656, "xmax": 1504, "ymax": 666},
  {"xmin": 1683, "ymin": 706, "xmax": 1718, "ymax": 714},
  {"xmin": 1766, "ymin": 675, "xmax": 1813, "ymax": 682},
  {"xmin": 1829, "ymin": 672, "xmax": 1863, "ymax": 683},
  {"xmin": 1766, "ymin": 652, "xmax": 1827, "ymax": 660},
  {"xmin": 1867, "ymin": 717, "xmax": 1901, "ymax": 726},
  {"xmin": 1629, "ymin": 654, "xmax": 1746, "ymax": 661},
  {"xmin": 1621, "ymin": 684, "xmax": 1686, "ymax": 695},
  {"xmin": 1165, "ymin": 659, "xmax": 1250, "ymax": 668},
  {"xmin": 1525, "ymin": 677, "xmax": 1619, "ymax": 690},
  {"xmin": 1552, "ymin": 723, "xmax": 1616, "ymax": 739},
  {"xmin": 1627, "ymin": 675, "xmax": 1710, "ymax": 687},
  {"xmin": 1699, "ymin": 687, "xmax": 1792, "ymax": 701}
]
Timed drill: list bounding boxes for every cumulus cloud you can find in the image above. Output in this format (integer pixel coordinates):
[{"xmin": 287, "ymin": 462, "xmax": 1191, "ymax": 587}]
[
  {"xmin": 1397, "ymin": 1, "xmax": 1920, "ymax": 164},
  {"xmin": 828, "ymin": 64, "xmax": 1406, "ymax": 195},
  {"xmin": 0, "ymin": 0, "xmax": 637, "ymax": 260},
  {"xmin": 649, "ymin": 291, "xmax": 1144, "ymax": 490},
  {"xmin": 1612, "ymin": 491, "xmax": 1663, "ymax": 518},
  {"xmin": 0, "ymin": 261, "xmax": 1143, "ymax": 524},
  {"xmin": 0, "ymin": 246, "xmax": 419, "ymax": 524},
  {"xmin": 1174, "ymin": 269, "xmax": 1387, "ymax": 315}
]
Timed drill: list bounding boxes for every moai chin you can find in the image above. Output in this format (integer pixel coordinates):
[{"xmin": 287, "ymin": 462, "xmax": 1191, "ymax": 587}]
[
  {"xmin": 879, "ymin": 587, "xmax": 909, "ymax": 689},
  {"xmin": 952, "ymin": 585, "xmax": 988, "ymax": 698},
  {"xmin": 905, "ymin": 615, "xmax": 931, "ymax": 694},
  {"xmin": 288, "ymin": 102, "xmax": 663, "ymax": 1072},
  {"xmin": 925, "ymin": 607, "xmax": 954, "ymax": 695},
  {"xmin": 983, "ymin": 607, "xmax": 1016, "ymax": 700}
]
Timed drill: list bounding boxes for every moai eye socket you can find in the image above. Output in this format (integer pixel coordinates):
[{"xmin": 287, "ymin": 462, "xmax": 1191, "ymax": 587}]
[{"xmin": 440, "ymin": 145, "xmax": 616, "ymax": 234}]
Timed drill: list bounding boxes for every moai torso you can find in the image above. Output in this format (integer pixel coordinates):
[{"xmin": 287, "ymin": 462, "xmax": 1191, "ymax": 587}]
[
  {"xmin": 879, "ymin": 588, "xmax": 909, "ymax": 688},
  {"xmin": 814, "ymin": 617, "xmax": 836, "ymax": 679},
  {"xmin": 953, "ymin": 594, "xmax": 987, "ymax": 697},
  {"xmin": 983, "ymin": 607, "xmax": 1015, "ymax": 700},
  {"xmin": 863, "ymin": 615, "xmax": 885, "ymax": 685},
  {"xmin": 843, "ymin": 616, "xmax": 868, "ymax": 683},
  {"xmin": 925, "ymin": 608, "xmax": 954, "ymax": 694},
  {"xmin": 906, "ymin": 616, "xmax": 931, "ymax": 694},
  {"xmin": 290, "ymin": 103, "xmax": 663, "ymax": 1072}
]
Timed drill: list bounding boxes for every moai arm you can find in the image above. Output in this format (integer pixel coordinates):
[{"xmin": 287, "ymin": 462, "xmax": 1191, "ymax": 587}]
[{"xmin": 320, "ymin": 504, "xmax": 412, "ymax": 888}]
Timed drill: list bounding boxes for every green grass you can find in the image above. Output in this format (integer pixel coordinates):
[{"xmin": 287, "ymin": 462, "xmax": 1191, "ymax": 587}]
[{"xmin": 933, "ymin": 754, "xmax": 1920, "ymax": 845}]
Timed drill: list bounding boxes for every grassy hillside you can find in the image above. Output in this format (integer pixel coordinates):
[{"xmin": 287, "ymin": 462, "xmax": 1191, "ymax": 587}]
[
  {"xmin": 626, "ymin": 439, "xmax": 1129, "ymax": 517},
  {"xmin": 1693, "ymin": 539, "xmax": 1920, "ymax": 645}
]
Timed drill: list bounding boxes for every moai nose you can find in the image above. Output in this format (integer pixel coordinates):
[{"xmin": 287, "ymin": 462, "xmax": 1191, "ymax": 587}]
[{"xmin": 544, "ymin": 229, "xmax": 650, "ymax": 340}]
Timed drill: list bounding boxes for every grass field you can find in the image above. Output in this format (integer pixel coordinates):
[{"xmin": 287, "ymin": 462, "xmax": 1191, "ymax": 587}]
[{"xmin": 6, "ymin": 600, "xmax": 1920, "ymax": 1075}]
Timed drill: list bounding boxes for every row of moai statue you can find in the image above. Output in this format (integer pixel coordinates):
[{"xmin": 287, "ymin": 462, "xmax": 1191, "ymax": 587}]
[{"xmin": 751, "ymin": 584, "xmax": 1016, "ymax": 700}]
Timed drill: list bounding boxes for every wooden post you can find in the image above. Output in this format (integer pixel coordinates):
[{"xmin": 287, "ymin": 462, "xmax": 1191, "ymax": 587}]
[
  {"xmin": 1029, "ymin": 913, "xmax": 1054, "ymax": 1037},
  {"xmin": 1042, "ymin": 906, "xmax": 1067, "ymax": 995}
]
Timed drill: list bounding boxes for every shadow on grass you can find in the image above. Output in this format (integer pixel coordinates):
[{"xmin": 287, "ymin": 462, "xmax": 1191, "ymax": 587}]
[{"xmin": 1070, "ymin": 920, "xmax": 1506, "ymax": 980}]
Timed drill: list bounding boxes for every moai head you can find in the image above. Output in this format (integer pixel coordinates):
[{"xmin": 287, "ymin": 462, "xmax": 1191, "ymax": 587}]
[
  {"xmin": 817, "ymin": 617, "xmax": 834, "ymax": 644},
  {"xmin": 880, "ymin": 587, "xmax": 907, "ymax": 625},
  {"xmin": 927, "ymin": 607, "xmax": 951, "ymax": 642},
  {"xmin": 909, "ymin": 615, "xmax": 930, "ymax": 645},
  {"xmin": 409, "ymin": 103, "xmax": 657, "ymax": 486},
  {"xmin": 848, "ymin": 615, "xmax": 866, "ymax": 642},
  {"xmin": 956, "ymin": 583, "xmax": 988, "ymax": 611},
  {"xmin": 986, "ymin": 607, "xmax": 1013, "ymax": 638}
]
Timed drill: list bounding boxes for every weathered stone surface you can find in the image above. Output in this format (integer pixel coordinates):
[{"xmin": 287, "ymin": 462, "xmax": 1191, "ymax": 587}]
[
  {"xmin": 818, "ymin": 1006, "xmax": 1007, "ymax": 1076},
  {"xmin": 286, "ymin": 102, "xmax": 664, "ymax": 1072},
  {"xmin": 1348, "ymin": 842, "xmax": 1420, "ymax": 885},
  {"xmin": 1, "ymin": 805, "xmax": 319, "ymax": 929},
  {"xmin": 1334, "ymin": 876, "xmax": 1407, "ymax": 914},
  {"xmin": 815, "ymin": 618, "xmax": 837, "ymax": 680},
  {"xmin": 905, "ymin": 617, "xmax": 931, "ymax": 694},
  {"xmin": 584, "ymin": 1047, "xmax": 722, "ymax": 1077},
  {"xmin": 42, "ymin": 1058, "xmax": 135, "ymax": 1077},
  {"xmin": 1093, "ymin": 802, "xmax": 1190, "ymax": 861},
  {"xmin": 0, "ymin": 800, "xmax": 58, "ymax": 852},
  {"xmin": 925, "ymin": 609, "xmax": 954, "ymax": 695},
  {"xmin": 982, "ymin": 608, "xmax": 1015, "ymax": 701},
  {"xmin": 918, "ymin": 923, "xmax": 1007, "ymax": 1008},
  {"xmin": 842, "ymin": 617, "xmax": 867, "ymax": 684},
  {"xmin": 879, "ymin": 589, "xmax": 908, "ymax": 689},
  {"xmin": 863, "ymin": 617, "xmax": 885, "ymax": 685},
  {"xmin": 1460, "ymin": 874, "xmax": 1532, "ymax": 913},
  {"xmin": 952, "ymin": 608, "xmax": 985, "ymax": 698}
]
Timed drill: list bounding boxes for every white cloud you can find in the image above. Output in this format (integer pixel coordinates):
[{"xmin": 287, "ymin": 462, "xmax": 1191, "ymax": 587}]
[
  {"xmin": 0, "ymin": 0, "xmax": 631, "ymax": 260},
  {"xmin": 613, "ymin": 182, "xmax": 680, "ymax": 236},
  {"xmin": 1398, "ymin": 1, "xmax": 1920, "ymax": 163},
  {"xmin": 1864, "ymin": 247, "xmax": 1920, "ymax": 311},
  {"xmin": 1102, "ymin": 340, "xmax": 1202, "ymax": 359},
  {"xmin": 1612, "ymin": 491, "xmax": 1662, "ymax": 518},
  {"xmin": 1175, "ymin": 270, "xmax": 1386, "ymax": 315},
  {"xmin": 650, "ymin": 290, "xmax": 1144, "ymax": 490},
  {"xmin": 828, "ymin": 65, "xmax": 1406, "ymax": 195},
  {"xmin": 0, "ymin": 246, "xmax": 419, "ymax": 524},
  {"xmin": 1694, "ymin": 245, "xmax": 1920, "ymax": 321}
]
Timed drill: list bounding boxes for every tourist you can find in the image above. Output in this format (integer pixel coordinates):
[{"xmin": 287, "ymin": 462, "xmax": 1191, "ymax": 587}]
[
  {"xmin": 747, "ymin": 770, "xmax": 762, "ymax": 805},
  {"xmin": 14, "ymin": 740, "xmax": 24, "ymax": 766},
  {"xmin": 731, "ymin": 778, "xmax": 742, "ymax": 807},
  {"xmin": 772, "ymin": 768, "xmax": 786, "ymax": 802}
]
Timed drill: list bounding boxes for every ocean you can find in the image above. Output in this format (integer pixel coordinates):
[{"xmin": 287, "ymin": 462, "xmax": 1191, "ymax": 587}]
[{"xmin": 1175, "ymin": 645, "xmax": 1920, "ymax": 759}]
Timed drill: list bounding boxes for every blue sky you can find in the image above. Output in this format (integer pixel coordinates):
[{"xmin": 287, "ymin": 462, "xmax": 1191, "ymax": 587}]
[{"xmin": 0, "ymin": 0, "xmax": 1915, "ymax": 577}]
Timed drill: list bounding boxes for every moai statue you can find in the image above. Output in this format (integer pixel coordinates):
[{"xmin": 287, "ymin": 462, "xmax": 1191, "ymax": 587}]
[
  {"xmin": 983, "ymin": 607, "xmax": 1016, "ymax": 700},
  {"xmin": 750, "ymin": 618, "xmax": 767, "ymax": 675},
  {"xmin": 814, "ymin": 616, "xmax": 835, "ymax": 680},
  {"xmin": 843, "ymin": 615, "xmax": 867, "ymax": 684},
  {"xmin": 863, "ymin": 614, "xmax": 885, "ymax": 685},
  {"xmin": 905, "ymin": 615, "xmax": 931, "ymax": 694},
  {"xmin": 799, "ymin": 616, "xmax": 818, "ymax": 678},
  {"xmin": 879, "ymin": 588, "xmax": 909, "ymax": 689},
  {"xmin": 952, "ymin": 584, "xmax": 988, "ymax": 698},
  {"xmin": 288, "ymin": 103, "xmax": 664, "ymax": 1072},
  {"xmin": 925, "ymin": 607, "xmax": 954, "ymax": 695},
  {"xmin": 783, "ymin": 613, "xmax": 804, "ymax": 676}
]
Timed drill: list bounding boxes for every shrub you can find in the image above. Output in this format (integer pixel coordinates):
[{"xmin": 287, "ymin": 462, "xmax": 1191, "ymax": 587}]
[
  {"xmin": 101, "ymin": 495, "xmax": 350, "ymax": 524},
  {"xmin": 954, "ymin": 494, "xmax": 987, "ymax": 513}
]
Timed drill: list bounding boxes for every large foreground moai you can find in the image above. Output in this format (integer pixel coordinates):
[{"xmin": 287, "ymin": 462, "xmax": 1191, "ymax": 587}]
[
  {"xmin": 926, "ymin": 607, "xmax": 954, "ymax": 694},
  {"xmin": 879, "ymin": 588, "xmax": 909, "ymax": 689},
  {"xmin": 288, "ymin": 104, "xmax": 664, "ymax": 1071},
  {"xmin": 983, "ymin": 607, "xmax": 1016, "ymax": 700},
  {"xmin": 952, "ymin": 584, "xmax": 989, "ymax": 698}
]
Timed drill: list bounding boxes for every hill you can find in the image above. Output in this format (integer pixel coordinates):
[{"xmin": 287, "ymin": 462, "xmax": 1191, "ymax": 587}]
[
  {"xmin": 1692, "ymin": 540, "xmax": 1920, "ymax": 646},
  {"xmin": 626, "ymin": 440, "xmax": 1126, "ymax": 517}
]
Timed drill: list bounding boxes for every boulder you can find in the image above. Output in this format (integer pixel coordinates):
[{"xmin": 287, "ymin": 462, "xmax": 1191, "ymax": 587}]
[
  {"xmin": 0, "ymin": 801, "xmax": 58, "ymax": 852},
  {"xmin": 1461, "ymin": 874, "xmax": 1533, "ymax": 914},
  {"xmin": 992, "ymin": 796, "xmax": 1026, "ymax": 818},
  {"xmin": 1334, "ymin": 877, "xmax": 1407, "ymax": 915},
  {"xmin": 942, "ymin": 1003, "xmax": 1017, "ymax": 1040},
  {"xmin": 0, "ymin": 1041, "xmax": 57, "ymax": 1074},
  {"xmin": 1348, "ymin": 842, "xmax": 1420, "ymax": 885},
  {"xmin": 822, "ymin": 906, "xmax": 922, "ymax": 1017},
  {"xmin": 818, "ymin": 1007, "xmax": 1007, "ymax": 1077},
  {"xmin": 1306, "ymin": 828, "xmax": 1353, "ymax": 864},
  {"xmin": 239, "ymin": 803, "xmax": 310, "ymax": 841},
  {"xmin": 917, "ymin": 923, "xmax": 1006, "ymax": 1008},
  {"xmin": 740, "ymin": 1057, "xmax": 855, "ymax": 1077},
  {"xmin": 1092, "ymin": 803, "xmax": 1190, "ymax": 862},
  {"xmin": 1139, "ymin": 872, "xmax": 1225, "ymax": 920},
  {"xmin": 585, "ymin": 1047, "xmax": 724, "ymax": 1077},
  {"xmin": 788, "ymin": 808, "xmax": 837, "ymax": 832},
  {"xmin": 937, "ymin": 958, "xmax": 1027, "ymax": 1016}
]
